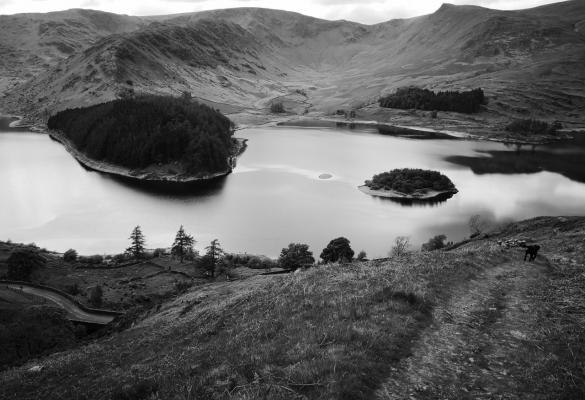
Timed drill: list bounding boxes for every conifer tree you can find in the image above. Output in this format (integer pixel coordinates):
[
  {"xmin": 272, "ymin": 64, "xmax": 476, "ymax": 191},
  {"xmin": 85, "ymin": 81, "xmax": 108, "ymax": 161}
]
[
  {"xmin": 204, "ymin": 239, "xmax": 224, "ymax": 277},
  {"xmin": 171, "ymin": 225, "xmax": 195, "ymax": 263},
  {"xmin": 126, "ymin": 225, "xmax": 146, "ymax": 259}
]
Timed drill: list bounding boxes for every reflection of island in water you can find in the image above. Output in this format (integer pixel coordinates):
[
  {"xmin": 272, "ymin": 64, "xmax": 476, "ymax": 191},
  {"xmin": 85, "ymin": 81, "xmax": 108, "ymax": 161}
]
[
  {"xmin": 277, "ymin": 120, "xmax": 456, "ymax": 140},
  {"xmin": 75, "ymin": 158, "xmax": 230, "ymax": 197},
  {"xmin": 364, "ymin": 189, "xmax": 457, "ymax": 207},
  {"xmin": 107, "ymin": 173, "xmax": 230, "ymax": 197},
  {"xmin": 445, "ymin": 143, "xmax": 585, "ymax": 184}
]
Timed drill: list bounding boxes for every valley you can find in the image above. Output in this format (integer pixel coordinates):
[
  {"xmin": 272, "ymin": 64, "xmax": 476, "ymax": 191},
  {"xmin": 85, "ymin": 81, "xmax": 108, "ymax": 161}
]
[
  {"xmin": 1, "ymin": 2, "xmax": 585, "ymax": 137},
  {"xmin": 1, "ymin": 2, "xmax": 585, "ymax": 398}
]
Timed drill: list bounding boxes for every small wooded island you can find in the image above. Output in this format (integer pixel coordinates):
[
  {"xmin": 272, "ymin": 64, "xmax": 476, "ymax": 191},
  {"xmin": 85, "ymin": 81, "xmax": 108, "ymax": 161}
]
[
  {"xmin": 47, "ymin": 95, "xmax": 245, "ymax": 183},
  {"xmin": 359, "ymin": 168, "xmax": 458, "ymax": 200}
]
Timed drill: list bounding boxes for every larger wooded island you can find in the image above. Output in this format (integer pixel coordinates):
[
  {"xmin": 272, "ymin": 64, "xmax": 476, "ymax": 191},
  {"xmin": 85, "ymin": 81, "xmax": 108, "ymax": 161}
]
[
  {"xmin": 47, "ymin": 95, "xmax": 244, "ymax": 183},
  {"xmin": 359, "ymin": 168, "xmax": 458, "ymax": 200}
]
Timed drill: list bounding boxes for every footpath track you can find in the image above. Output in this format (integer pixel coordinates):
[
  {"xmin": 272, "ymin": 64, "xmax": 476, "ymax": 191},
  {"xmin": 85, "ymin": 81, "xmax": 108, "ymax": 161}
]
[
  {"xmin": 0, "ymin": 283, "xmax": 117, "ymax": 324},
  {"xmin": 377, "ymin": 253, "xmax": 566, "ymax": 399}
]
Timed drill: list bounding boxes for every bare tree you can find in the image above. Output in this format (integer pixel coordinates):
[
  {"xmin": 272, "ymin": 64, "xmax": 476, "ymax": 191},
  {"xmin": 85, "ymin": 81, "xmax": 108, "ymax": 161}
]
[
  {"xmin": 390, "ymin": 236, "xmax": 410, "ymax": 257},
  {"xmin": 469, "ymin": 214, "xmax": 488, "ymax": 237}
]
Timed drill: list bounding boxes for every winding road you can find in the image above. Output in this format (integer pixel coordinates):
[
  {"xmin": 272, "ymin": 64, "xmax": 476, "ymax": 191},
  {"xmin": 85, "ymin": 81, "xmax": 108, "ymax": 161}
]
[{"xmin": 0, "ymin": 283, "xmax": 119, "ymax": 324}]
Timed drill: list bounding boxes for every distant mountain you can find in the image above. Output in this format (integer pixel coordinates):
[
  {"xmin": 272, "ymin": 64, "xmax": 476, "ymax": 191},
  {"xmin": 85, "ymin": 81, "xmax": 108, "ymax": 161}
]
[
  {"xmin": 0, "ymin": 9, "xmax": 144, "ymax": 92},
  {"xmin": 1, "ymin": 1, "xmax": 584, "ymax": 123}
]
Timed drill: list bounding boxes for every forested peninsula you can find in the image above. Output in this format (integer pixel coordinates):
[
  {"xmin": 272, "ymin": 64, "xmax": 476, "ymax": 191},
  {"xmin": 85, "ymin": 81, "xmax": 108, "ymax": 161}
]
[{"xmin": 47, "ymin": 95, "xmax": 244, "ymax": 182}]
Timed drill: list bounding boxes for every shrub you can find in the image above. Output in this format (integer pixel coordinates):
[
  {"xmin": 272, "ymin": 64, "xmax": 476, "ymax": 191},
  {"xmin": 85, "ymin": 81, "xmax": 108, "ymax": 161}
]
[
  {"xmin": 153, "ymin": 248, "xmax": 166, "ymax": 257},
  {"xmin": 223, "ymin": 254, "xmax": 277, "ymax": 270},
  {"xmin": 65, "ymin": 283, "xmax": 82, "ymax": 296},
  {"xmin": 320, "ymin": 237, "xmax": 354, "ymax": 263},
  {"xmin": 196, "ymin": 254, "xmax": 216, "ymax": 277},
  {"xmin": 111, "ymin": 380, "xmax": 158, "ymax": 400},
  {"xmin": 421, "ymin": 234, "xmax": 448, "ymax": 251},
  {"xmin": 505, "ymin": 118, "xmax": 560, "ymax": 136},
  {"xmin": 174, "ymin": 281, "xmax": 192, "ymax": 293},
  {"xmin": 78, "ymin": 255, "xmax": 103, "ymax": 265},
  {"xmin": 89, "ymin": 285, "xmax": 103, "ymax": 307},
  {"xmin": 215, "ymin": 257, "xmax": 235, "ymax": 279},
  {"xmin": 390, "ymin": 236, "xmax": 410, "ymax": 257},
  {"xmin": 63, "ymin": 249, "xmax": 78, "ymax": 262},
  {"xmin": 113, "ymin": 253, "xmax": 129, "ymax": 264},
  {"xmin": 469, "ymin": 214, "xmax": 489, "ymax": 237},
  {"xmin": 278, "ymin": 243, "xmax": 315, "ymax": 270},
  {"xmin": 270, "ymin": 102, "xmax": 285, "ymax": 113},
  {"xmin": 356, "ymin": 250, "xmax": 367, "ymax": 261},
  {"xmin": 6, "ymin": 249, "xmax": 45, "ymax": 281}
]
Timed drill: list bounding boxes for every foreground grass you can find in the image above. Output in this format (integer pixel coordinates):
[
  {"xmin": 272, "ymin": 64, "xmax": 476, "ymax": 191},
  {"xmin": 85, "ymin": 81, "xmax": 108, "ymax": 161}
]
[
  {"xmin": 0, "ymin": 248, "xmax": 490, "ymax": 400},
  {"xmin": 496, "ymin": 217, "xmax": 585, "ymax": 397},
  {"xmin": 1, "ymin": 216, "xmax": 583, "ymax": 399}
]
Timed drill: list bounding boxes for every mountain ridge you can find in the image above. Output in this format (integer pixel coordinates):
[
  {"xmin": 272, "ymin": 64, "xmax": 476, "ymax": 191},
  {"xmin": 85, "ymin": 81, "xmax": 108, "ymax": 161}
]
[{"xmin": 1, "ymin": 1, "xmax": 584, "ymax": 128}]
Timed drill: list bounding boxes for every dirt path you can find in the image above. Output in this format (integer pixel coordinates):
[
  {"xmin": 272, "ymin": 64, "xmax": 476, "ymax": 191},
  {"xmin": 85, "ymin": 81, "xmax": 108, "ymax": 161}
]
[
  {"xmin": 0, "ymin": 283, "xmax": 117, "ymax": 324},
  {"xmin": 376, "ymin": 252, "xmax": 554, "ymax": 399}
]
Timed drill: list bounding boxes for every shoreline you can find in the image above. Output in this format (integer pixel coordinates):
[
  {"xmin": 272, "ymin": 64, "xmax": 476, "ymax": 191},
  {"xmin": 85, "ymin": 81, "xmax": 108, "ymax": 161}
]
[
  {"xmin": 48, "ymin": 130, "xmax": 247, "ymax": 184},
  {"xmin": 5, "ymin": 111, "xmax": 582, "ymax": 146},
  {"xmin": 266, "ymin": 115, "xmax": 579, "ymax": 145},
  {"xmin": 358, "ymin": 185, "xmax": 459, "ymax": 200}
]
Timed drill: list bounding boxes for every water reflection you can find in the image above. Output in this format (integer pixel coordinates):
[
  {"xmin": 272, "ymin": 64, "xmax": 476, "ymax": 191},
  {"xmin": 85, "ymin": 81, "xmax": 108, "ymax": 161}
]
[
  {"xmin": 2, "ymin": 122, "xmax": 585, "ymax": 257},
  {"xmin": 445, "ymin": 146, "xmax": 585, "ymax": 184},
  {"xmin": 368, "ymin": 191, "xmax": 457, "ymax": 207},
  {"xmin": 101, "ymin": 172, "xmax": 229, "ymax": 197},
  {"xmin": 377, "ymin": 125, "xmax": 455, "ymax": 140}
]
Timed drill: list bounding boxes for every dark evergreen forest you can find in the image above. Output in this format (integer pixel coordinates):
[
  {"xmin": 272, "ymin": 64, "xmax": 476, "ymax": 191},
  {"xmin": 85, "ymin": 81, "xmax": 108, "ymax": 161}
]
[
  {"xmin": 47, "ymin": 96, "xmax": 235, "ymax": 174},
  {"xmin": 365, "ymin": 168, "xmax": 456, "ymax": 194},
  {"xmin": 379, "ymin": 87, "xmax": 486, "ymax": 114},
  {"xmin": 505, "ymin": 118, "xmax": 560, "ymax": 136}
]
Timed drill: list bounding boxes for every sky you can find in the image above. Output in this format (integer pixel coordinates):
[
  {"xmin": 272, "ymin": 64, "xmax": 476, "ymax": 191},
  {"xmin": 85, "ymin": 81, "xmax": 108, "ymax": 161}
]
[{"xmin": 0, "ymin": 0, "xmax": 566, "ymax": 24}]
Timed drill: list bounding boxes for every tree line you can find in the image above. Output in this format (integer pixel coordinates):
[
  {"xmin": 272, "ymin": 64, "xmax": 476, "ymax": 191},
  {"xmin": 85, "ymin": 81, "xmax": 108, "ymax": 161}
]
[
  {"xmin": 379, "ymin": 87, "xmax": 486, "ymax": 114},
  {"xmin": 122, "ymin": 226, "xmax": 366, "ymax": 273},
  {"xmin": 4, "ymin": 213, "xmax": 492, "ymax": 286},
  {"xmin": 505, "ymin": 118, "xmax": 561, "ymax": 136},
  {"xmin": 4, "ymin": 218, "xmax": 489, "ymax": 286},
  {"xmin": 47, "ymin": 95, "xmax": 235, "ymax": 174}
]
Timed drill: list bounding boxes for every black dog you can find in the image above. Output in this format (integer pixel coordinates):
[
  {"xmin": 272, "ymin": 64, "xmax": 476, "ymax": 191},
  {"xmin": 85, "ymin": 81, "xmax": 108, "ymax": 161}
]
[{"xmin": 524, "ymin": 245, "xmax": 540, "ymax": 262}]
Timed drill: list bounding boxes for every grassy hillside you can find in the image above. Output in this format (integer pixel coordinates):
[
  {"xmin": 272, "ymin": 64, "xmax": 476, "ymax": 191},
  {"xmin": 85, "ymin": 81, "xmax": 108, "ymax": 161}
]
[
  {"xmin": 1, "ymin": 216, "xmax": 583, "ymax": 399},
  {"xmin": 0, "ymin": 9, "xmax": 144, "ymax": 94}
]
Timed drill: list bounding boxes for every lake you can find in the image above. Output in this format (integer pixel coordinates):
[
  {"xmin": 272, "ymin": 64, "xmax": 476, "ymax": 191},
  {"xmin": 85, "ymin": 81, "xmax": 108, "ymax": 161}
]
[{"xmin": 2, "ymin": 118, "xmax": 585, "ymax": 258}]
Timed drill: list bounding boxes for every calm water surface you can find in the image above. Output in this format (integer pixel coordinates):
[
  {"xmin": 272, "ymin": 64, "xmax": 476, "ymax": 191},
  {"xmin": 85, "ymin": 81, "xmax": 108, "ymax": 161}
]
[{"xmin": 2, "ymin": 121, "xmax": 585, "ymax": 257}]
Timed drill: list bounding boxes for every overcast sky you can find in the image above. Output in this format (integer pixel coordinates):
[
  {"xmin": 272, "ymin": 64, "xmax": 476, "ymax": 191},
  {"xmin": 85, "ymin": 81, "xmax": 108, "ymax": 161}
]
[{"xmin": 0, "ymin": 0, "xmax": 566, "ymax": 23}]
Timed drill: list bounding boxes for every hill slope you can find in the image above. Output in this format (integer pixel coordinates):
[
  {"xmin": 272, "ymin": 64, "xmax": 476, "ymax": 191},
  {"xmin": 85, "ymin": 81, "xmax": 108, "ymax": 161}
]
[
  {"xmin": 1, "ymin": 216, "xmax": 583, "ymax": 399},
  {"xmin": 1, "ymin": 2, "xmax": 585, "ymax": 126},
  {"xmin": 0, "ymin": 9, "xmax": 144, "ymax": 93}
]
